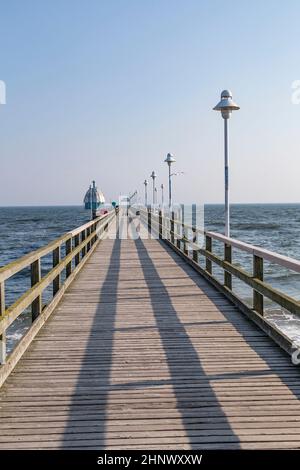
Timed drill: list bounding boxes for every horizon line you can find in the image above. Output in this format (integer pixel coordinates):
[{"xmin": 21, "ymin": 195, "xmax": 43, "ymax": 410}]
[{"xmin": 1, "ymin": 202, "xmax": 300, "ymax": 208}]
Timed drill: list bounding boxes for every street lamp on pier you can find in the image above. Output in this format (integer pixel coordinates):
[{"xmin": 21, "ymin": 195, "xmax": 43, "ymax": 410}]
[
  {"xmin": 164, "ymin": 153, "xmax": 176, "ymax": 208},
  {"xmin": 150, "ymin": 171, "xmax": 157, "ymax": 205},
  {"xmin": 143, "ymin": 179, "xmax": 148, "ymax": 206},
  {"xmin": 213, "ymin": 90, "xmax": 240, "ymax": 237}
]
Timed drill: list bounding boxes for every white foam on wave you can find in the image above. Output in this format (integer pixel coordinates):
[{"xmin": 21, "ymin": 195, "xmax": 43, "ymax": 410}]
[{"xmin": 265, "ymin": 308, "xmax": 300, "ymax": 343}]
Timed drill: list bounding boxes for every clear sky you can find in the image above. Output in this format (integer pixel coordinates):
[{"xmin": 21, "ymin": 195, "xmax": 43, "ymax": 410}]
[{"xmin": 1, "ymin": 0, "xmax": 300, "ymax": 205}]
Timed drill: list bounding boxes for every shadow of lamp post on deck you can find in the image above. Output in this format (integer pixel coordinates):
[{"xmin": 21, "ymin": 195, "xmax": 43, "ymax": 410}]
[{"xmin": 213, "ymin": 90, "xmax": 240, "ymax": 237}]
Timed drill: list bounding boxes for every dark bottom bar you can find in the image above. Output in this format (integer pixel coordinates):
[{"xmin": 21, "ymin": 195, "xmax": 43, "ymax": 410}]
[{"xmin": 0, "ymin": 450, "xmax": 298, "ymax": 468}]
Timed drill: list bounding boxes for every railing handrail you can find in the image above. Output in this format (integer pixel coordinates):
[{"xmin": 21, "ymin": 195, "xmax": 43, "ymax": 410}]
[
  {"xmin": 205, "ymin": 231, "xmax": 300, "ymax": 273},
  {"xmin": 139, "ymin": 207, "xmax": 300, "ymax": 274},
  {"xmin": 0, "ymin": 212, "xmax": 112, "ymax": 283}
]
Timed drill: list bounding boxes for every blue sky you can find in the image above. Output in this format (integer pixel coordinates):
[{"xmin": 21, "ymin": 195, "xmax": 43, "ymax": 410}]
[{"xmin": 1, "ymin": 0, "xmax": 300, "ymax": 205}]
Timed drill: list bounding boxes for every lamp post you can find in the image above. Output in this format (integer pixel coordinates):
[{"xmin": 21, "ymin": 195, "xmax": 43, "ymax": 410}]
[
  {"xmin": 161, "ymin": 183, "xmax": 164, "ymax": 207},
  {"xmin": 150, "ymin": 171, "xmax": 157, "ymax": 205},
  {"xmin": 164, "ymin": 153, "xmax": 176, "ymax": 209},
  {"xmin": 144, "ymin": 179, "xmax": 148, "ymax": 206},
  {"xmin": 213, "ymin": 90, "xmax": 240, "ymax": 237}
]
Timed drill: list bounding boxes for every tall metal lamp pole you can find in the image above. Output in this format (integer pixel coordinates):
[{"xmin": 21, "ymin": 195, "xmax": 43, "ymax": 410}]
[
  {"xmin": 144, "ymin": 180, "xmax": 148, "ymax": 206},
  {"xmin": 213, "ymin": 90, "xmax": 240, "ymax": 237},
  {"xmin": 164, "ymin": 153, "xmax": 176, "ymax": 209},
  {"xmin": 150, "ymin": 171, "xmax": 157, "ymax": 205}
]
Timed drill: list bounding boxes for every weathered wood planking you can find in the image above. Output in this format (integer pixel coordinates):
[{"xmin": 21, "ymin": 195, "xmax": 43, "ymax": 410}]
[{"xmin": 0, "ymin": 231, "xmax": 300, "ymax": 449}]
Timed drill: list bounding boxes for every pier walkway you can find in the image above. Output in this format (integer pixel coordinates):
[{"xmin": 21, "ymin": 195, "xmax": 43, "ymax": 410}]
[{"xmin": 1, "ymin": 214, "xmax": 300, "ymax": 449}]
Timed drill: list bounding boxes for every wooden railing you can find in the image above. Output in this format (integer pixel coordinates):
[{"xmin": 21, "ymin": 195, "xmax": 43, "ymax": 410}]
[
  {"xmin": 0, "ymin": 210, "xmax": 115, "ymax": 386},
  {"xmin": 139, "ymin": 207, "xmax": 300, "ymax": 355}
]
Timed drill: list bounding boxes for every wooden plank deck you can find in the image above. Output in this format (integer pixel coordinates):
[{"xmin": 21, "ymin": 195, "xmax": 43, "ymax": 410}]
[{"xmin": 1, "ymin": 231, "xmax": 300, "ymax": 449}]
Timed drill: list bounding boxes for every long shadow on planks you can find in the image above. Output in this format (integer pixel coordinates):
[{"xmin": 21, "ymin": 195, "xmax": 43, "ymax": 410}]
[
  {"xmin": 61, "ymin": 233, "xmax": 241, "ymax": 449},
  {"xmin": 159, "ymin": 241, "xmax": 300, "ymax": 408},
  {"xmin": 134, "ymin": 237, "xmax": 241, "ymax": 449},
  {"xmin": 61, "ymin": 235, "xmax": 121, "ymax": 449}
]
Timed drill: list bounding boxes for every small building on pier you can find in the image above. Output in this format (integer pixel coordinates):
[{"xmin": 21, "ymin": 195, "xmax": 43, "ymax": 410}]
[{"xmin": 83, "ymin": 180, "xmax": 105, "ymax": 211}]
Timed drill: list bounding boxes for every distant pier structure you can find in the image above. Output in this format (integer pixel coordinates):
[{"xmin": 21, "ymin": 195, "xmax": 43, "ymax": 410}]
[{"xmin": 83, "ymin": 180, "xmax": 105, "ymax": 219}]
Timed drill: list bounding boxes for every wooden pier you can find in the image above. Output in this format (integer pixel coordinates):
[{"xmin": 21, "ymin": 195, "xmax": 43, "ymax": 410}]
[{"xmin": 1, "ymin": 209, "xmax": 300, "ymax": 449}]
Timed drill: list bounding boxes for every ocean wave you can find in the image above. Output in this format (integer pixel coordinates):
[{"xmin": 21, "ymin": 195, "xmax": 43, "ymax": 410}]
[
  {"xmin": 234, "ymin": 223, "xmax": 281, "ymax": 230},
  {"xmin": 266, "ymin": 272, "xmax": 300, "ymax": 283}
]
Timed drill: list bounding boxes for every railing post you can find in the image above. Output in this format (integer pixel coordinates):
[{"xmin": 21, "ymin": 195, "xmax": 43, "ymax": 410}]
[
  {"xmin": 90, "ymin": 225, "xmax": 93, "ymax": 247},
  {"xmin": 66, "ymin": 238, "xmax": 72, "ymax": 278},
  {"xmin": 87, "ymin": 227, "xmax": 91, "ymax": 250},
  {"xmin": 205, "ymin": 235, "xmax": 212, "ymax": 274},
  {"xmin": 192, "ymin": 229, "xmax": 198, "ymax": 262},
  {"xmin": 115, "ymin": 208, "xmax": 119, "ymax": 240},
  {"xmin": 94, "ymin": 222, "xmax": 98, "ymax": 243},
  {"xmin": 148, "ymin": 207, "xmax": 151, "ymax": 236},
  {"xmin": 176, "ymin": 220, "xmax": 181, "ymax": 249},
  {"xmin": 52, "ymin": 246, "xmax": 61, "ymax": 295},
  {"xmin": 90, "ymin": 224, "xmax": 94, "ymax": 246},
  {"xmin": 86, "ymin": 227, "xmax": 91, "ymax": 251},
  {"xmin": 181, "ymin": 204, "xmax": 187, "ymax": 254},
  {"xmin": 171, "ymin": 211, "xmax": 175, "ymax": 244},
  {"xmin": 224, "ymin": 243, "xmax": 232, "ymax": 289},
  {"xmin": 31, "ymin": 259, "xmax": 42, "ymax": 321},
  {"xmin": 183, "ymin": 231, "xmax": 188, "ymax": 255},
  {"xmin": 159, "ymin": 210, "xmax": 162, "ymax": 239},
  {"xmin": 0, "ymin": 281, "xmax": 6, "ymax": 364},
  {"xmin": 81, "ymin": 229, "xmax": 86, "ymax": 258},
  {"xmin": 74, "ymin": 234, "xmax": 80, "ymax": 266},
  {"xmin": 253, "ymin": 255, "xmax": 264, "ymax": 315},
  {"xmin": 167, "ymin": 215, "xmax": 170, "ymax": 241},
  {"xmin": 192, "ymin": 204, "xmax": 198, "ymax": 263},
  {"xmin": 92, "ymin": 222, "xmax": 97, "ymax": 245}
]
